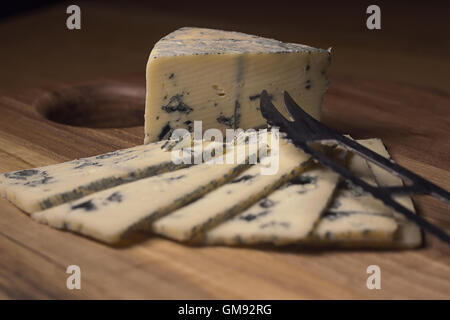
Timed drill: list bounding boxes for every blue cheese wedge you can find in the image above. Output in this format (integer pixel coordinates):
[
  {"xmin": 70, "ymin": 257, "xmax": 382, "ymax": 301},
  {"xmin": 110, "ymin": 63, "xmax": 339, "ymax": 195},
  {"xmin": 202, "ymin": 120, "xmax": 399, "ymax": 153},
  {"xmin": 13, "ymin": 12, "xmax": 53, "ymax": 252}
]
[
  {"xmin": 0, "ymin": 138, "xmax": 213, "ymax": 214},
  {"xmin": 203, "ymin": 167, "xmax": 339, "ymax": 246},
  {"xmin": 144, "ymin": 27, "xmax": 330, "ymax": 143},
  {"xmin": 31, "ymin": 142, "xmax": 263, "ymax": 243},
  {"xmin": 151, "ymin": 138, "xmax": 311, "ymax": 241}
]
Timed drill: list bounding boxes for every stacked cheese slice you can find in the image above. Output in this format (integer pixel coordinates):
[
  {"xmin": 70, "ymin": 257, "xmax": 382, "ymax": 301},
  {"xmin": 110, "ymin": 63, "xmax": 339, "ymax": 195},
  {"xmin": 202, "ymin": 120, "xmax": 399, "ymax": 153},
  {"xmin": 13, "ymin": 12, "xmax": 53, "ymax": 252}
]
[
  {"xmin": 0, "ymin": 134, "xmax": 422, "ymax": 248},
  {"xmin": 0, "ymin": 28, "xmax": 422, "ymax": 249}
]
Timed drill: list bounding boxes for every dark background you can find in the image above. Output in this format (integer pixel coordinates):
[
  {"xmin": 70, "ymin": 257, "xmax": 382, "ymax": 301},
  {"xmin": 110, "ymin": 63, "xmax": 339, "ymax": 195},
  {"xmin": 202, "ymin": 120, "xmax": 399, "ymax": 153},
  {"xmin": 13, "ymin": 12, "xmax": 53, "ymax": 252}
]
[
  {"xmin": 0, "ymin": 0, "xmax": 449, "ymax": 94},
  {"xmin": 0, "ymin": 1, "xmax": 449, "ymax": 300}
]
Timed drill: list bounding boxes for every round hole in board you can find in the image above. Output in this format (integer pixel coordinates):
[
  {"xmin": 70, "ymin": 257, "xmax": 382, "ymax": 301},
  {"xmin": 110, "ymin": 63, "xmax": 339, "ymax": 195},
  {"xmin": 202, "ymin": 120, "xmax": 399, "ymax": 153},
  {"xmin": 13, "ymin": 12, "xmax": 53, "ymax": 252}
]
[{"xmin": 35, "ymin": 82, "xmax": 145, "ymax": 128}]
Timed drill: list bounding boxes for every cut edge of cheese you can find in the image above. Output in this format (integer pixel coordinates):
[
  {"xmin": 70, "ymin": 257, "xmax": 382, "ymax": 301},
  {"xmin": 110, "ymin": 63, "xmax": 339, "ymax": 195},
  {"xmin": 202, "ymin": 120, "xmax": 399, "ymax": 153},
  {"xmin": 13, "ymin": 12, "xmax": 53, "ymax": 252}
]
[
  {"xmin": 358, "ymin": 138, "xmax": 422, "ymax": 249},
  {"xmin": 0, "ymin": 138, "xmax": 223, "ymax": 214},
  {"xmin": 308, "ymin": 138, "xmax": 422, "ymax": 249},
  {"xmin": 151, "ymin": 137, "xmax": 312, "ymax": 242},
  {"xmin": 144, "ymin": 27, "xmax": 330, "ymax": 143},
  {"xmin": 203, "ymin": 166, "xmax": 340, "ymax": 246},
  {"xmin": 310, "ymin": 139, "xmax": 399, "ymax": 245},
  {"xmin": 31, "ymin": 140, "xmax": 266, "ymax": 244}
]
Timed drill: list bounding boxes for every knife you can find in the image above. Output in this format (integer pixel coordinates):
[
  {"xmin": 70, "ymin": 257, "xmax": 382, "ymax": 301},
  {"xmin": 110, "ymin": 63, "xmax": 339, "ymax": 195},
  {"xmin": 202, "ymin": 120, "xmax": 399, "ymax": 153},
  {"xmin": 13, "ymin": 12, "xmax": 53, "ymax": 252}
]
[{"xmin": 259, "ymin": 90, "xmax": 450, "ymax": 244}]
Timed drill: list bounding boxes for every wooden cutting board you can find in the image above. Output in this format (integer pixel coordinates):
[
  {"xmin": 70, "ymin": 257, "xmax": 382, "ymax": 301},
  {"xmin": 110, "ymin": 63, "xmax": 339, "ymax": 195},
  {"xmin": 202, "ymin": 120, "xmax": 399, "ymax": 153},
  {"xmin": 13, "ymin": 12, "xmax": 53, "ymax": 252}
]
[{"xmin": 0, "ymin": 76, "xmax": 449, "ymax": 299}]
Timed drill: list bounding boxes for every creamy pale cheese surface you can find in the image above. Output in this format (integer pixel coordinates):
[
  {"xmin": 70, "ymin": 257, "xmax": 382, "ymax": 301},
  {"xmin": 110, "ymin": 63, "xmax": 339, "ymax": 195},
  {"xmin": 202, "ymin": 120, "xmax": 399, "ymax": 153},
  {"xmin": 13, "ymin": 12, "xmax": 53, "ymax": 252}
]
[
  {"xmin": 360, "ymin": 139, "xmax": 422, "ymax": 248},
  {"xmin": 204, "ymin": 167, "xmax": 339, "ymax": 246},
  {"xmin": 3, "ymin": 134, "xmax": 421, "ymax": 248},
  {"xmin": 151, "ymin": 138, "xmax": 311, "ymax": 241},
  {"xmin": 144, "ymin": 27, "xmax": 330, "ymax": 143},
  {"xmin": 0, "ymin": 140, "xmax": 177, "ymax": 214},
  {"xmin": 311, "ymin": 138, "xmax": 421, "ymax": 248},
  {"xmin": 31, "ymin": 141, "xmax": 266, "ymax": 243},
  {"xmin": 201, "ymin": 139, "xmax": 420, "ymax": 248},
  {"xmin": 313, "ymin": 143, "xmax": 399, "ymax": 243},
  {"xmin": 0, "ymin": 138, "xmax": 219, "ymax": 214},
  {"xmin": 31, "ymin": 160, "xmax": 246, "ymax": 243}
]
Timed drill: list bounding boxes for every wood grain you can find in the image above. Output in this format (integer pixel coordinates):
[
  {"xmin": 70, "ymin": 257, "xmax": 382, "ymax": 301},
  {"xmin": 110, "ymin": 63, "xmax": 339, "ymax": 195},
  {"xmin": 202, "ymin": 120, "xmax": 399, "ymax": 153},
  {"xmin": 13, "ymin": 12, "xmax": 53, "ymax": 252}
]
[
  {"xmin": 0, "ymin": 76, "xmax": 449, "ymax": 299},
  {"xmin": 0, "ymin": 0, "xmax": 449, "ymax": 300}
]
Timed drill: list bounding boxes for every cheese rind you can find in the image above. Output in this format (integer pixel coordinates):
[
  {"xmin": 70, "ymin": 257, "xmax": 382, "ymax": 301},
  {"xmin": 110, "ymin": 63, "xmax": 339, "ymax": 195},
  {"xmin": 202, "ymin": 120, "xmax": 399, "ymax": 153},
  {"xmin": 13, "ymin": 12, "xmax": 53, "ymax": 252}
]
[
  {"xmin": 144, "ymin": 27, "xmax": 330, "ymax": 143},
  {"xmin": 204, "ymin": 167, "xmax": 339, "ymax": 246}
]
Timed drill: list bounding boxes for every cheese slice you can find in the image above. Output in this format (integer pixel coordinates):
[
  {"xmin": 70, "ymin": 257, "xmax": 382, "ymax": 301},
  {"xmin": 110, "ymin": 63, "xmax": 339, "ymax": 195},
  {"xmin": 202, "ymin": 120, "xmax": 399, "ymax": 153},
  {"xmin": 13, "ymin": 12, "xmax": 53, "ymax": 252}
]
[
  {"xmin": 0, "ymin": 141, "xmax": 165, "ymax": 213},
  {"xmin": 311, "ymin": 138, "xmax": 421, "ymax": 248},
  {"xmin": 152, "ymin": 138, "xmax": 311, "ymax": 241},
  {"xmin": 144, "ymin": 27, "xmax": 330, "ymax": 143},
  {"xmin": 204, "ymin": 167, "xmax": 339, "ymax": 246},
  {"xmin": 312, "ymin": 141, "xmax": 399, "ymax": 244},
  {"xmin": 359, "ymin": 139, "xmax": 422, "ymax": 248},
  {"xmin": 31, "ymin": 142, "xmax": 263, "ymax": 244},
  {"xmin": 313, "ymin": 198, "xmax": 399, "ymax": 244},
  {"xmin": 0, "ymin": 137, "xmax": 217, "ymax": 214}
]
